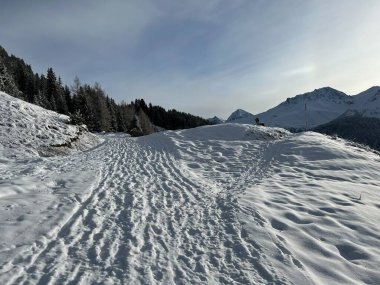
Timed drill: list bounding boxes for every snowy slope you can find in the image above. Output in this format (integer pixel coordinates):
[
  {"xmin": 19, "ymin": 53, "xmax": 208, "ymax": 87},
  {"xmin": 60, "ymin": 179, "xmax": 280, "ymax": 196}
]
[
  {"xmin": 0, "ymin": 91, "xmax": 100, "ymax": 158},
  {"xmin": 240, "ymin": 132, "xmax": 380, "ymax": 284},
  {"xmin": 352, "ymin": 86, "xmax": 380, "ymax": 117},
  {"xmin": 0, "ymin": 123, "xmax": 379, "ymax": 284}
]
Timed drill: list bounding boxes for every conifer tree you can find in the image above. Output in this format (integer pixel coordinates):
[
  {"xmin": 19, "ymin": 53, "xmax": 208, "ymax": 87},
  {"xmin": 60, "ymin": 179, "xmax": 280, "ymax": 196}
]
[
  {"xmin": 46, "ymin": 67, "xmax": 58, "ymax": 110},
  {"xmin": 0, "ymin": 60, "xmax": 20, "ymax": 97}
]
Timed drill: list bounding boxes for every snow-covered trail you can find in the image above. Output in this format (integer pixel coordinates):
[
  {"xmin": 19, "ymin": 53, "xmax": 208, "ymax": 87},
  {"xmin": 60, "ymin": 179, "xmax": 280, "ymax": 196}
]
[
  {"xmin": 1, "ymin": 124, "xmax": 379, "ymax": 285},
  {"xmin": 0, "ymin": 130, "xmax": 286, "ymax": 284}
]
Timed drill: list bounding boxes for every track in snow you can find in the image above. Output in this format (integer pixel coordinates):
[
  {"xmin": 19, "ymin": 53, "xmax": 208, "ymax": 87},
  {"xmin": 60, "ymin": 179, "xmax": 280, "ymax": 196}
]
[{"xmin": 0, "ymin": 133, "xmax": 285, "ymax": 284}]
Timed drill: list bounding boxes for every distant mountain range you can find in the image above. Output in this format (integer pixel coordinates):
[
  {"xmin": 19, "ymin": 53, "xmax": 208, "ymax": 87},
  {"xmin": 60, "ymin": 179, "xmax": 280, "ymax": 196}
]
[
  {"xmin": 219, "ymin": 86, "xmax": 380, "ymax": 151},
  {"xmin": 224, "ymin": 86, "xmax": 380, "ymax": 130}
]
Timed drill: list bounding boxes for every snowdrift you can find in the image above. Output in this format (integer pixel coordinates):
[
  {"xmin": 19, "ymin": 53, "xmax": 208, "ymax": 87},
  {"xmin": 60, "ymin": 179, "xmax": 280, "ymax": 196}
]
[
  {"xmin": 0, "ymin": 91, "xmax": 100, "ymax": 158},
  {"xmin": 168, "ymin": 123, "xmax": 290, "ymax": 141}
]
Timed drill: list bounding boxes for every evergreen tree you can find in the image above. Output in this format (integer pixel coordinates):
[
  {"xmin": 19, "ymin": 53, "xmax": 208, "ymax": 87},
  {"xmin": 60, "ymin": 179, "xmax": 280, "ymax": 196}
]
[
  {"xmin": 46, "ymin": 67, "xmax": 58, "ymax": 111},
  {"xmin": 0, "ymin": 59, "xmax": 20, "ymax": 97}
]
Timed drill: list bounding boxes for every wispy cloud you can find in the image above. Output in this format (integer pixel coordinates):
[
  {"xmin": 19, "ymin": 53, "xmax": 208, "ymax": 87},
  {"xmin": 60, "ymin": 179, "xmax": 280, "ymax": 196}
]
[{"xmin": 282, "ymin": 66, "xmax": 316, "ymax": 77}]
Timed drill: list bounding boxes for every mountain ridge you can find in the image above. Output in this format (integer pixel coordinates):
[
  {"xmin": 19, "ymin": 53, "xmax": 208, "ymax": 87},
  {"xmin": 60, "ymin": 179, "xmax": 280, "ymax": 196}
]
[
  {"xmin": 226, "ymin": 86, "xmax": 380, "ymax": 130},
  {"xmin": 226, "ymin": 108, "xmax": 257, "ymax": 124}
]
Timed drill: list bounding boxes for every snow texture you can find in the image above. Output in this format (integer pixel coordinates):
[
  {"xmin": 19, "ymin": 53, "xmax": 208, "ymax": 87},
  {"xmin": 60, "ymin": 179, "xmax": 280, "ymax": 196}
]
[
  {"xmin": 0, "ymin": 93, "xmax": 380, "ymax": 284},
  {"xmin": 0, "ymin": 91, "xmax": 101, "ymax": 159}
]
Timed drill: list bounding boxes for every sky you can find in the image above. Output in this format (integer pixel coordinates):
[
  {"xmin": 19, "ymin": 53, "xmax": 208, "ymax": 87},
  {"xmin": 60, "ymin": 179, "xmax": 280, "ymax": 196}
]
[{"xmin": 1, "ymin": 0, "xmax": 380, "ymax": 118}]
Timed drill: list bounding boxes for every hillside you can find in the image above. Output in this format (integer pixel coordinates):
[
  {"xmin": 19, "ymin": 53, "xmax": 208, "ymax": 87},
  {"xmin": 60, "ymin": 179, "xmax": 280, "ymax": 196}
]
[
  {"xmin": 313, "ymin": 112, "xmax": 380, "ymax": 151},
  {"xmin": 0, "ymin": 91, "xmax": 100, "ymax": 158},
  {"xmin": 0, "ymin": 121, "xmax": 379, "ymax": 284}
]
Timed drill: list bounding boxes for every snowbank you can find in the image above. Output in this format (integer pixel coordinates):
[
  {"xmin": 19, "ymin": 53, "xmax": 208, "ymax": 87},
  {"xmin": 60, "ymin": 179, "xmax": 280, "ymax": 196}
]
[
  {"xmin": 169, "ymin": 123, "xmax": 290, "ymax": 141},
  {"xmin": 0, "ymin": 91, "xmax": 101, "ymax": 159},
  {"xmin": 239, "ymin": 132, "xmax": 380, "ymax": 284}
]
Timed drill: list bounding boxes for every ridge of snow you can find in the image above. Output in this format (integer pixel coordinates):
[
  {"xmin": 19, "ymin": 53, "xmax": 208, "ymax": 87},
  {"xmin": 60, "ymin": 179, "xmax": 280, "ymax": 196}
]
[
  {"xmin": 0, "ymin": 91, "xmax": 101, "ymax": 159},
  {"xmin": 169, "ymin": 123, "xmax": 289, "ymax": 142}
]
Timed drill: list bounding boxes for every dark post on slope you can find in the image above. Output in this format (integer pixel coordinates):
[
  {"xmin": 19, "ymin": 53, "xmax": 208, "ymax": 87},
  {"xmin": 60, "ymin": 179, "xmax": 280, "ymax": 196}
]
[
  {"xmin": 255, "ymin": 117, "xmax": 265, "ymax": 126},
  {"xmin": 304, "ymin": 103, "xmax": 308, "ymax": 132}
]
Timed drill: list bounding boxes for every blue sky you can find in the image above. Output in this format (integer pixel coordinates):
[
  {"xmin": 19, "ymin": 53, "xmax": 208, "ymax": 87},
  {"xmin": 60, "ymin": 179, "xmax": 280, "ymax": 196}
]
[{"xmin": 1, "ymin": 0, "xmax": 380, "ymax": 118}]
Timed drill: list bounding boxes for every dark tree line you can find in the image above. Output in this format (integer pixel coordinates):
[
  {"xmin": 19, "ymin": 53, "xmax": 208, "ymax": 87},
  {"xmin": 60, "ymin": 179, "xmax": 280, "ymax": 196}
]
[
  {"xmin": 134, "ymin": 99, "xmax": 208, "ymax": 130},
  {"xmin": 0, "ymin": 45, "xmax": 209, "ymax": 135},
  {"xmin": 313, "ymin": 113, "xmax": 380, "ymax": 151}
]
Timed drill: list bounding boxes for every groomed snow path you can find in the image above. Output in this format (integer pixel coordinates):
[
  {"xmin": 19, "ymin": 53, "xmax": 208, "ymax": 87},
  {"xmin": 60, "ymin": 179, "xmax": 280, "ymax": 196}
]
[{"xmin": 1, "ymin": 124, "xmax": 379, "ymax": 284}]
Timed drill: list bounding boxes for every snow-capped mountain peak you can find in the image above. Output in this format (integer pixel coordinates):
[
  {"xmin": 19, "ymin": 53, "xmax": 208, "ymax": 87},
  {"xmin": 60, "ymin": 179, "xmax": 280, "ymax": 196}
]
[
  {"xmin": 245, "ymin": 86, "xmax": 380, "ymax": 130},
  {"xmin": 280, "ymin": 87, "xmax": 351, "ymax": 106},
  {"xmin": 207, "ymin": 116, "xmax": 225, "ymax": 125},
  {"xmin": 351, "ymin": 86, "xmax": 380, "ymax": 118},
  {"xmin": 226, "ymin": 109, "xmax": 256, "ymax": 124},
  {"xmin": 253, "ymin": 88, "xmax": 352, "ymax": 129},
  {"xmin": 354, "ymin": 86, "xmax": 380, "ymax": 101}
]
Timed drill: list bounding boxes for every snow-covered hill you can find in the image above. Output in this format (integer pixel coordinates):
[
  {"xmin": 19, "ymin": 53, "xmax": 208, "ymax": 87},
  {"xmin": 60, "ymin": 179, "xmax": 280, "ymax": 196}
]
[
  {"xmin": 0, "ymin": 122, "xmax": 379, "ymax": 284},
  {"xmin": 0, "ymin": 91, "xmax": 100, "ymax": 159},
  {"xmin": 207, "ymin": 116, "xmax": 225, "ymax": 125},
  {"xmin": 226, "ymin": 108, "xmax": 256, "ymax": 124},
  {"xmin": 226, "ymin": 86, "xmax": 380, "ymax": 130}
]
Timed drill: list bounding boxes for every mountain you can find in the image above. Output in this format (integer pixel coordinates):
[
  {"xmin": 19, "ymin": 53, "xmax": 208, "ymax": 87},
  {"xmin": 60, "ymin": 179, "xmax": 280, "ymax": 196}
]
[
  {"xmin": 255, "ymin": 87, "xmax": 354, "ymax": 130},
  {"xmin": 226, "ymin": 109, "xmax": 256, "ymax": 124},
  {"xmin": 352, "ymin": 86, "xmax": 380, "ymax": 117},
  {"xmin": 207, "ymin": 116, "xmax": 225, "ymax": 125},
  {"xmin": 223, "ymin": 86, "xmax": 380, "ymax": 131}
]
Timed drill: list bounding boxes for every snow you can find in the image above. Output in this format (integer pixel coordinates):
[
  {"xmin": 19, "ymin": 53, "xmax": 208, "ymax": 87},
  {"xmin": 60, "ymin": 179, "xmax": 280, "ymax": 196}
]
[
  {"xmin": 226, "ymin": 108, "xmax": 257, "ymax": 124},
  {"xmin": 240, "ymin": 132, "xmax": 380, "ymax": 284},
  {"xmin": 227, "ymin": 86, "xmax": 380, "ymax": 130},
  {"xmin": 0, "ymin": 91, "xmax": 101, "ymax": 159},
  {"xmin": 352, "ymin": 86, "xmax": 380, "ymax": 118},
  {"xmin": 254, "ymin": 87, "xmax": 353, "ymax": 129},
  {"xmin": 207, "ymin": 116, "xmax": 225, "ymax": 125},
  {"xmin": 1, "ymin": 93, "xmax": 380, "ymax": 284}
]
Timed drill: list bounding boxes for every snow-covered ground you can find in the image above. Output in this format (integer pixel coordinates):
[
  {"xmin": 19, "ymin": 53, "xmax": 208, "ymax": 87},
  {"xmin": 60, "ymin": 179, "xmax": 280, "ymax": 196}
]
[
  {"xmin": 0, "ymin": 95, "xmax": 379, "ymax": 284},
  {"xmin": 0, "ymin": 91, "xmax": 100, "ymax": 159}
]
